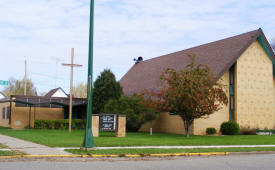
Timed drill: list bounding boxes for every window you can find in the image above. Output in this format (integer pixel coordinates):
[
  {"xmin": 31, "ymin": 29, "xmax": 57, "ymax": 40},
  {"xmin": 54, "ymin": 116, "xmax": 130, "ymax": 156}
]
[
  {"xmin": 230, "ymin": 96, "xmax": 234, "ymax": 110},
  {"xmin": 2, "ymin": 108, "xmax": 5, "ymax": 119},
  {"xmin": 6, "ymin": 106, "xmax": 10, "ymax": 119},
  {"xmin": 229, "ymin": 65, "xmax": 235, "ymax": 121},
  {"xmin": 230, "ymin": 70, "xmax": 234, "ymax": 85}
]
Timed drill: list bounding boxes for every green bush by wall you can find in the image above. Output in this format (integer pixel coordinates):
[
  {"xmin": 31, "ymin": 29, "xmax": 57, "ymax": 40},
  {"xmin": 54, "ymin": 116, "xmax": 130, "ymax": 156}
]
[
  {"xmin": 206, "ymin": 127, "xmax": 217, "ymax": 135},
  {"xmin": 34, "ymin": 119, "xmax": 85, "ymax": 130},
  {"xmin": 220, "ymin": 121, "xmax": 240, "ymax": 135}
]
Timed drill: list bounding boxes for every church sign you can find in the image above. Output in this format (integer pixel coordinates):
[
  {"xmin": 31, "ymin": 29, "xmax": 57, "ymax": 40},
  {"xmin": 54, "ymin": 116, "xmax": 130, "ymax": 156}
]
[{"xmin": 99, "ymin": 114, "xmax": 117, "ymax": 131}]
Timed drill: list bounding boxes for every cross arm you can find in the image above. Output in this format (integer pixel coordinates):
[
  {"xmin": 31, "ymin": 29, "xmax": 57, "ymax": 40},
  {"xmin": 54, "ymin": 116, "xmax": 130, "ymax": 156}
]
[{"xmin": 62, "ymin": 63, "xmax": 83, "ymax": 67}]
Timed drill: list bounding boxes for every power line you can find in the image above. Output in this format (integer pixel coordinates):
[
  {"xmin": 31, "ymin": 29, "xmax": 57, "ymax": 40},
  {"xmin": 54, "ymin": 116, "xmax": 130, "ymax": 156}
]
[{"xmin": 30, "ymin": 72, "xmax": 86, "ymax": 82}]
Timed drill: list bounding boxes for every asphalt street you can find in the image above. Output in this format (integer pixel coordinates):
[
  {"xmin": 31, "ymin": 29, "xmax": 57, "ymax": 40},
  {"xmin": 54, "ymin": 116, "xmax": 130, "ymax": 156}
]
[{"xmin": 0, "ymin": 153, "xmax": 275, "ymax": 170}]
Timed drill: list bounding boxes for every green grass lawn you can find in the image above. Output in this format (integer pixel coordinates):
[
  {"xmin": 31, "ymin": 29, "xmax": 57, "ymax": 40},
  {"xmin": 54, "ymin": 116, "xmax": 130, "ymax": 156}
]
[
  {"xmin": 0, "ymin": 129, "xmax": 275, "ymax": 147},
  {"xmin": 67, "ymin": 147, "xmax": 275, "ymax": 155},
  {"xmin": 0, "ymin": 151, "xmax": 24, "ymax": 156}
]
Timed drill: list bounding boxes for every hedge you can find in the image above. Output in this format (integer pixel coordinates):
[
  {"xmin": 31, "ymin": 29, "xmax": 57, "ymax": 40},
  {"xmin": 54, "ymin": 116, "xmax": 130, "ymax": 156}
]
[
  {"xmin": 34, "ymin": 119, "xmax": 85, "ymax": 129},
  {"xmin": 220, "ymin": 121, "xmax": 240, "ymax": 135},
  {"xmin": 206, "ymin": 127, "xmax": 217, "ymax": 135}
]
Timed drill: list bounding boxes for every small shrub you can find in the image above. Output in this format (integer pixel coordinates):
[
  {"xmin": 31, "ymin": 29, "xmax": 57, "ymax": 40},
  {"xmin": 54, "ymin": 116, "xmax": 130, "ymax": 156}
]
[
  {"xmin": 73, "ymin": 119, "xmax": 86, "ymax": 129},
  {"xmin": 54, "ymin": 120, "xmax": 63, "ymax": 129},
  {"xmin": 240, "ymin": 128, "xmax": 257, "ymax": 135},
  {"xmin": 34, "ymin": 119, "xmax": 85, "ymax": 130},
  {"xmin": 206, "ymin": 128, "xmax": 216, "ymax": 135},
  {"xmin": 34, "ymin": 120, "xmax": 48, "ymax": 129},
  {"xmin": 24, "ymin": 125, "xmax": 31, "ymax": 129},
  {"xmin": 220, "ymin": 121, "xmax": 240, "ymax": 135}
]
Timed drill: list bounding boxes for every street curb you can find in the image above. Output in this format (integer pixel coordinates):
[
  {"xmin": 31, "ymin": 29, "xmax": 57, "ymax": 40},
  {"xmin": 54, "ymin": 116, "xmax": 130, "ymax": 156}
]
[{"xmin": 0, "ymin": 152, "xmax": 229, "ymax": 159}]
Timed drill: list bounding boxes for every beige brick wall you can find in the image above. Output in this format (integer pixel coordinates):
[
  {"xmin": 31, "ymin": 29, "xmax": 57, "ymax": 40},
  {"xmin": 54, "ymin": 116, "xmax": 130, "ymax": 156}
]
[
  {"xmin": 0, "ymin": 102, "xmax": 10, "ymax": 127},
  {"xmin": 193, "ymin": 71, "xmax": 230, "ymax": 135},
  {"xmin": 235, "ymin": 41, "xmax": 274, "ymax": 129},
  {"xmin": 11, "ymin": 102, "xmax": 64, "ymax": 129},
  {"xmin": 139, "ymin": 112, "xmax": 189, "ymax": 135},
  {"xmin": 116, "ymin": 115, "xmax": 126, "ymax": 137},
  {"xmin": 274, "ymin": 78, "xmax": 275, "ymax": 129},
  {"xmin": 92, "ymin": 114, "xmax": 99, "ymax": 137}
]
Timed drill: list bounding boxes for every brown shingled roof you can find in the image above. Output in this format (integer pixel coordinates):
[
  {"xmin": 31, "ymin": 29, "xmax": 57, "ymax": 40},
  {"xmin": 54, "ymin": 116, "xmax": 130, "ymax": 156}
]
[{"xmin": 120, "ymin": 28, "xmax": 275, "ymax": 96}]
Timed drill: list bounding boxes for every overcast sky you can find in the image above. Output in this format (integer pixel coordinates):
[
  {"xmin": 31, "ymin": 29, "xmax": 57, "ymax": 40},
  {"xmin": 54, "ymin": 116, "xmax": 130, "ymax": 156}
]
[{"xmin": 0, "ymin": 0, "xmax": 275, "ymax": 94}]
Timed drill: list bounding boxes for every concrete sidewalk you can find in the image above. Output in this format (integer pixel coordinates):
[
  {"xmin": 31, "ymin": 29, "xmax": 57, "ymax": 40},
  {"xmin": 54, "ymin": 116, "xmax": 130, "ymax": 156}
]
[
  {"xmin": 55, "ymin": 145, "xmax": 275, "ymax": 151},
  {"xmin": 0, "ymin": 134, "xmax": 71, "ymax": 155}
]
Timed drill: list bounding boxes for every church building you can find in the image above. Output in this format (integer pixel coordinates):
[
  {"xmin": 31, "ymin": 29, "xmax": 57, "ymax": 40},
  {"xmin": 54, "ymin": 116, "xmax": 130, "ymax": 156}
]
[{"xmin": 120, "ymin": 28, "xmax": 275, "ymax": 135}]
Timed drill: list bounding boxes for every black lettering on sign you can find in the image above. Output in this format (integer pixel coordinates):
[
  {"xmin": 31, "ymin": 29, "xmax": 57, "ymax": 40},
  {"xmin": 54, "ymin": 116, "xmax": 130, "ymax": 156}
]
[{"xmin": 99, "ymin": 114, "xmax": 116, "ymax": 131}]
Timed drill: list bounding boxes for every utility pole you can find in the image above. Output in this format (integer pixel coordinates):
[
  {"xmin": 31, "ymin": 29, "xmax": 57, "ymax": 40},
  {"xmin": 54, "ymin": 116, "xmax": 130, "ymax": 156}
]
[
  {"xmin": 62, "ymin": 48, "xmax": 82, "ymax": 132},
  {"xmin": 24, "ymin": 59, "xmax": 27, "ymax": 96},
  {"xmin": 83, "ymin": 0, "xmax": 94, "ymax": 148}
]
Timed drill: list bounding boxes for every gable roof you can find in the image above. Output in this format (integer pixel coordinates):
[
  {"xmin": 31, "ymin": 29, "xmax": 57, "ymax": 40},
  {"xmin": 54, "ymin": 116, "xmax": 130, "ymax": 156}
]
[
  {"xmin": 0, "ymin": 92, "xmax": 6, "ymax": 100},
  {"xmin": 44, "ymin": 87, "xmax": 68, "ymax": 98},
  {"xmin": 120, "ymin": 28, "xmax": 275, "ymax": 96}
]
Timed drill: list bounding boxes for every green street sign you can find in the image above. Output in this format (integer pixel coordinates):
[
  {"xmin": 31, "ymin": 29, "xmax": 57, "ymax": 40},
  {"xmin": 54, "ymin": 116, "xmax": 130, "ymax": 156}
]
[{"xmin": 0, "ymin": 80, "xmax": 8, "ymax": 86}]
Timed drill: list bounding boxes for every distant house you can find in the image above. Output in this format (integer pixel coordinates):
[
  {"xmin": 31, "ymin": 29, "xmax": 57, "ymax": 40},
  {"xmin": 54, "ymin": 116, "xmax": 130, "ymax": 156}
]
[
  {"xmin": 0, "ymin": 87, "xmax": 86, "ymax": 129},
  {"xmin": 120, "ymin": 28, "xmax": 275, "ymax": 135},
  {"xmin": 0, "ymin": 92, "xmax": 6, "ymax": 100},
  {"xmin": 44, "ymin": 87, "xmax": 69, "ymax": 98},
  {"xmin": 0, "ymin": 92, "xmax": 9, "ymax": 127}
]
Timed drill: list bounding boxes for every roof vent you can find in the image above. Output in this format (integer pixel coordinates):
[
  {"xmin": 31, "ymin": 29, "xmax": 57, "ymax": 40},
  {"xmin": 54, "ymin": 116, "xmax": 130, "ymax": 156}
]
[{"xmin": 133, "ymin": 56, "xmax": 143, "ymax": 64}]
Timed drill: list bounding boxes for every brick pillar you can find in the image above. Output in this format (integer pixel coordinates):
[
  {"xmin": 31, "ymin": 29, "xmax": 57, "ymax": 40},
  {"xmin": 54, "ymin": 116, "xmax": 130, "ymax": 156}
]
[
  {"xmin": 30, "ymin": 107, "xmax": 35, "ymax": 128},
  {"xmin": 92, "ymin": 114, "xmax": 99, "ymax": 137},
  {"xmin": 116, "ymin": 115, "xmax": 126, "ymax": 137}
]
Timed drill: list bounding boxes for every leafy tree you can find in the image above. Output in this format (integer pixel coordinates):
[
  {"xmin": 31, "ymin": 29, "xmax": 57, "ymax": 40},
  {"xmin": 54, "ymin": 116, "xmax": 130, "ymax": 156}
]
[
  {"xmin": 73, "ymin": 82, "xmax": 87, "ymax": 98},
  {"xmin": 139, "ymin": 55, "xmax": 228, "ymax": 138},
  {"xmin": 104, "ymin": 95, "xmax": 157, "ymax": 131},
  {"xmin": 2, "ymin": 77, "xmax": 37, "ymax": 96},
  {"xmin": 93, "ymin": 69, "xmax": 122, "ymax": 114}
]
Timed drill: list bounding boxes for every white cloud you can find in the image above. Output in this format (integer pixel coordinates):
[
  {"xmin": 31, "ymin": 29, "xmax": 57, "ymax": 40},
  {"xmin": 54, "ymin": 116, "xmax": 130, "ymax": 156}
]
[{"xmin": 0, "ymin": 0, "xmax": 275, "ymax": 93}]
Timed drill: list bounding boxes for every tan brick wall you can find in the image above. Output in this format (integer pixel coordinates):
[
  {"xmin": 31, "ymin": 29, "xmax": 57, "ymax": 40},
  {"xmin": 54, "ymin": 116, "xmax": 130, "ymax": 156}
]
[
  {"xmin": 193, "ymin": 71, "xmax": 230, "ymax": 135},
  {"xmin": 273, "ymin": 78, "xmax": 275, "ymax": 129},
  {"xmin": 116, "ymin": 115, "xmax": 126, "ymax": 137},
  {"xmin": 0, "ymin": 102, "xmax": 10, "ymax": 127},
  {"xmin": 10, "ymin": 102, "xmax": 64, "ymax": 129},
  {"xmin": 235, "ymin": 41, "xmax": 274, "ymax": 129},
  {"xmin": 92, "ymin": 114, "xmax": 99, "ymax": 137},
  {"xmin": 139, "ymin": 112, "xmax": 189, "ymax": 135}
]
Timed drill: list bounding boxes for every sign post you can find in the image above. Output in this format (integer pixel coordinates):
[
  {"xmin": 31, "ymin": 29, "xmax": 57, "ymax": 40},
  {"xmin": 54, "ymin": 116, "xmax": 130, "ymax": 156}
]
[
  {"xmin": 83, "ymin": 0, "xmax": 95, "ymax": 148},
  {"xmin": 0, "ymin": 81, "xmax": 8, "ymax": 86}
]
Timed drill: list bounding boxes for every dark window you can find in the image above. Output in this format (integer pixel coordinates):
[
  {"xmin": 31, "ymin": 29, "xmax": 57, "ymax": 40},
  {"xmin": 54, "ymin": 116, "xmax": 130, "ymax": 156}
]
[
  {"xmin": 230, "ymin": 96, "xmax": 234, "ymax": 110},
  {"xmin": 230, "ymin": 70, "xmax": 234, "ymax": 85},
  {"xmin": 2, "ymin": 108, "xmax": 5, "ymax": 119},
  {"xmin": 6, "ymin": 106, "xmax": 10, "ymax": 119},
  {"xmin": 229, "ymin": 65, "xmax": 235, "ymax": 121}
]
